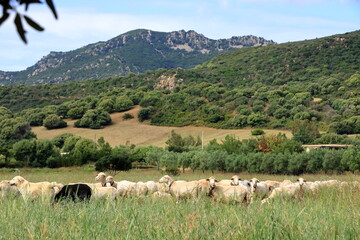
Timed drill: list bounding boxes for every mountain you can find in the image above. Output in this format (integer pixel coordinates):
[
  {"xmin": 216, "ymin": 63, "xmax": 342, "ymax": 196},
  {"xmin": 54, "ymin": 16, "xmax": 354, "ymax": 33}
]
[{"xmin": 0, "ymin": 29, "xmax": 274, "ymax": 85}]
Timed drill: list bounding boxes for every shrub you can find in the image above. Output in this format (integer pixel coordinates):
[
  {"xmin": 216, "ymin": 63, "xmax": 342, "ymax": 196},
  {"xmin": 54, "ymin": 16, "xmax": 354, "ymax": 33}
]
[
  {"xmin": 138, "ymin": 107, "xmax": 154, "ymax": 122},
  {"xmin": 123, "ymin": 113, "xmax": 134, "ymax": 120},
  {"xmin": 163, "ymin": 166, "xmax": 180, "ymax": 176},
  {"xmin": 251, "ymin": 129, "xmax": 265, "ymax": 136},
  {"xmin": 74, "ymin": 109, "xmax": 112, "ymax": 129},
  {"xmin": 43, "ymin": 114, "xmax": 67, "ymax": 130}
]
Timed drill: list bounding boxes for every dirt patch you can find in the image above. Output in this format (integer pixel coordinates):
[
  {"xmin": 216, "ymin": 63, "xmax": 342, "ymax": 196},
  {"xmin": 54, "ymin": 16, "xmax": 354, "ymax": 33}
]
[{"xmin": 32, "ymin": 106, "xmax": 292, "ymax": 147}]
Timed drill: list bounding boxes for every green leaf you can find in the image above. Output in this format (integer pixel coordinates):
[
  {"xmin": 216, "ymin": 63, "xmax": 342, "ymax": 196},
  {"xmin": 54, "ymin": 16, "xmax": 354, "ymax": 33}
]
[
  {"xmin": 14, "ymin": 14, "xmax": 27, "ymax": 44},
  {"xmin": 46, "ymin": 0, "xmax": 58, "ymax": 19},
  {"xmin": 24, "ymin": 15, "xmax": 44, "ymax": 31}
]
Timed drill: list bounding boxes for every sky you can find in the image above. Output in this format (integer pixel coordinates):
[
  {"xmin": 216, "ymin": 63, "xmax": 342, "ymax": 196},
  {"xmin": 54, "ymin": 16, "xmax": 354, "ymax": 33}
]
[{"xmin": 0, "ymin": 0, "xmax": 359, "ymax": 71}]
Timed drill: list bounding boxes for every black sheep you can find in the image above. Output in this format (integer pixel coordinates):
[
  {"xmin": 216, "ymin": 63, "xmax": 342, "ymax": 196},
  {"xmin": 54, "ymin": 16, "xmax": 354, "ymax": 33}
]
[{"xmin": 53, "ymin": 184, "xmax": 92, "ymax": 203}]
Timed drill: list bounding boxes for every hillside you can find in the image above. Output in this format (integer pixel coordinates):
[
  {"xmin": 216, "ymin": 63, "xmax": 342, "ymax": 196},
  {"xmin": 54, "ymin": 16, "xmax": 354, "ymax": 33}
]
[
  {"xmin": 0, "ymin": 30, "xmax": 359, "ymax": 136},
  {"xmin": 0, "ymin": 29, "xmax": 274, "ymax": 85}
]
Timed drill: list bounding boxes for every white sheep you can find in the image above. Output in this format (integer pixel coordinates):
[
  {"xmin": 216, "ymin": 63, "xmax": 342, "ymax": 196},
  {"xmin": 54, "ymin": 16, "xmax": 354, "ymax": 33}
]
[
  {"xmin": 249, "ymin": 178, "xmax": 271, "ymax": 200},
  {"xmin": 205, "ymin": 176, "xmax": 251, "ymax": 204},
  {"xmin": 158, "ymin": 175, "xmax": 199, "ymax": 200},
  {"xmin": 261, "ymin": 178, "xmax": 307, "ymax": 204}
]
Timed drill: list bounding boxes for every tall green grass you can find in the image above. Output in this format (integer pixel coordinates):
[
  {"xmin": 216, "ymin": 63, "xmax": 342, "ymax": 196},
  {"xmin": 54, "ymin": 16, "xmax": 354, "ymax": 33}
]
[{"xmin": 0, "ymin": 169, "xmax": 359, "ymax": 239}]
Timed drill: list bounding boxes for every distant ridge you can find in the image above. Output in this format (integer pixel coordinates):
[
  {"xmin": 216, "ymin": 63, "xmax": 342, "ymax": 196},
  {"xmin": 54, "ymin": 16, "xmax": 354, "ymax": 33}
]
[{"xmin": 0, "ymin": 29, "xmax": 274, "ymax": 85}]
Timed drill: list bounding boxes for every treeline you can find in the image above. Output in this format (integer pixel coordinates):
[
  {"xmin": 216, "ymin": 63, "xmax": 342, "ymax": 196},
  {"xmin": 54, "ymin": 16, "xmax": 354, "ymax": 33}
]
[
  {"xmin": 1, "ymin": 130, "xmax": 359, "ymax": 175},
  {"xmin": 1, "ymin": 72, "xmax": 359, "ymax": 135}
]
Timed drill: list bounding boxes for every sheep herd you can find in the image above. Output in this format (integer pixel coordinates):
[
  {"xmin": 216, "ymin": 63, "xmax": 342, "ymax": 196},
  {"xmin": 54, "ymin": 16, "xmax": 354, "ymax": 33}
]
[{"xmin": 1, "ymin": 173, "xmax": 359, "ymax": 205}]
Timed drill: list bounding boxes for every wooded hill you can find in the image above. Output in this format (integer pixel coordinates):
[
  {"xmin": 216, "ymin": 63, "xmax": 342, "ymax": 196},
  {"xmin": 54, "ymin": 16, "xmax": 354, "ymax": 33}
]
[{"xmin": 0, "ymin": 30, "xmax": 359, "ymax": 135}]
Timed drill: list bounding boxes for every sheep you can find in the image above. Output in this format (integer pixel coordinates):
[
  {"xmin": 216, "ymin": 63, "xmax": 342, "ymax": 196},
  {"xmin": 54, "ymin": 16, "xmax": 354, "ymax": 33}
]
[
  {"xmin": 230, "ymin": 175, "xmax": 241, "ymax": 186},
  {"xmin": 261, "ymin": 178, "xmax": 307, "ymax": 204},
  {"xmin": 152, "ymin": 191, "xmax": 172, "ymax": 199},
  {"xmin": 205, "ymin": 176, "xmax": 251, "ymax": 204},
  {"xmin": 106, "ymin": 177, "xmax": 137, "ymax": 197},
  {"xmin": 53, "ymin": 184, "xmax": 92, "ymax": 203},
  {"xmin": 135, "ymin": 181, "xmax": 148, "ymax": 196},
  {"xmin": 158, "ymin": 175, "xmax": 199, "ymax": 200},
  {"xmin": 9, "ymin": 176, "xmax": 57, "ymax": 201},
  {"xmin": 249, "ymin": 178, "xmax": 271, "ymax": 200},
  {"xmin": 228, "ymin": 175, "xmax": 251, "ymax": 189},
  {"xmin": 0, "ymin": 180, "xmax": 21, "ymax": 199},
  {"xmin": 218, "ymin": 179, "xmax": 232, "ymax": 186},
  {"xmin": 279, "ymin": 179, "xmax": 293, "ymax": 187},
  {"xmin": 95, "ymin": 172, "xmax": 107, "ymax": 187},
  {"xmin": 92, "ymin": 187, "xmax": 119, "ymax": 200},
  {"xmin": 145, "ymin": 181, "xmax": 158, "ymax": 194},
  {"xmin": 264, "ymin": 180, "xmax": 281, "ymax": 189}
]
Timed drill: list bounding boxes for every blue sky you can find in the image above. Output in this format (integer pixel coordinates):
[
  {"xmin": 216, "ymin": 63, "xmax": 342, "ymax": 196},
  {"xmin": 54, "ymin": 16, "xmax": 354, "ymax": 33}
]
[{"xmin": 0, "ymin": 0, "xmax": 359, "ymax": 71}]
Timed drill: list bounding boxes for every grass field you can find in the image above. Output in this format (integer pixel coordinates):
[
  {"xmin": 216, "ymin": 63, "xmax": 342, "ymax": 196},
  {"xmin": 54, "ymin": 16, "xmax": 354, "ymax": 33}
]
[
  {"xmin": 32, "ymin": 106, "xmax": 292, "ymax": 147},
  {"xmin": 1, "ymin": 168, "xmax": 359, "ymax": 239}
]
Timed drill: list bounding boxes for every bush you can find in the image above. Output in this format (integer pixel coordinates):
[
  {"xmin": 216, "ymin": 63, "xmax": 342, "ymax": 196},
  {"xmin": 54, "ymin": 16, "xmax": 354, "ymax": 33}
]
[
  {"xmin": 251, "ymin": 129, "xmax": 265, "ymax": 136},
  {"xmin": 95, "ymin": 148, "xmax": 132, "ymax": 174},
  {"xmin": 43, "ymin": 114, "xmax": 67, "ymax": 130},
  {"xmin": 123, "ymin": 113, "xmax": 134, "ymax": 120},
  {"xmin": 138, "ymin": 107, "xmax": 154, "ymax": 122},
  {"xmin": 114, "ymin": 96, "xmax": 134, "ymax": 112},
  {"xmin": 163, "ymin": 166, "xmax": 180, "ymax": 176},
  {"xmin": 74, "ymin": 109, "xmax": 112, "ymax": 129}
]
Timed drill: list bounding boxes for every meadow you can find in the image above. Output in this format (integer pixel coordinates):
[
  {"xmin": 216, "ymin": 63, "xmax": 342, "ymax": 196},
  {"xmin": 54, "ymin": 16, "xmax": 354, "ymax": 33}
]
[
  {"xmin": 0, "ymin": 168, "xmax": 359, "ymax": 239},
  {"xmin": 31, "ymin": 106, "xmax": 292, "ymax": 147}
]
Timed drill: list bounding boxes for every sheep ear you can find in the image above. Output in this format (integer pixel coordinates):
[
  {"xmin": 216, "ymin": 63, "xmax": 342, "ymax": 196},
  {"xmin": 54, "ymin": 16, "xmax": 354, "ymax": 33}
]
[
  {"xmin": 231, "ymin": 178, "xmax": 234, "ymax": 180},
  {"xmin": 296, "ymin": 179, "xmax": 299, "ymax": 182},
  {"xmin": 206, "ymin": 179, "xmax": 210, "ymax": 182},
  {"xmin": 249, "ymin": 179, "xmax": 253, "ymax": 182},
  {"xmin": 215, "ymin": 179, "xmax": 219, "ymax": 182}
]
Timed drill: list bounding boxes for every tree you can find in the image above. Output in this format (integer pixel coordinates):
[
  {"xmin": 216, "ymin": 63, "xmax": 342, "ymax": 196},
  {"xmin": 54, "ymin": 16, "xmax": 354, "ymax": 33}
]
[
  {"xmin": 292, "ymin": 120, "xmax": 320, "ymax": 144},
  {"xmin": 341, "ymin": 147, "xmax": 360, "ymax": 173},
  {"xmin": 51, "ymin": 133, "xmax": 74, "ymax": 148},
  {"xmin": 137, "ymin": 107, "xmax": 154, "ymax": 122},
  {"xmin": 43, "ymin": 114, "xmax": 67, "ymax": 129},
  {"xmin": 74, "ymin": 109, "xmax": 112, "ymax": 129},
  {"xmin": 72, "ymin": 138, "xmax": 97, "ymax": 165},
  {"xmin": 247, "ymin": 113, "xmax": 269, "ymax": 127},
  {"xmin": 97, "ymin": 98, "xmax": 115, "ymax": 113},
  {"xmin": 11, "ymin": 139, "xmax": 36, "ymax": 166},
  {"xmin": 95, "ymin": 148, "xmax": 132, "ymax": 175},
  {"xmin": 0, "ymin": 0, "xmax": 58, "ymax": 43},
  {"xmin": 114, "ymin": 96, "xmax": 133, "ymax": 112},
  {"xmin": 0, "ymin": 106, "xmax": 13, "ymax": 122},
  {"xmin": 145, "ymin": 147, "xmax": 165, "ymax": 170}
]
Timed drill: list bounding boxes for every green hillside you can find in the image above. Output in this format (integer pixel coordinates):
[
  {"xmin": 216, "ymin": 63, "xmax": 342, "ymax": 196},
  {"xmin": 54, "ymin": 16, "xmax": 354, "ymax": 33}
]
[{"xmin": 0, "ymin": 30, "xmax": 359, "ymax": 136}]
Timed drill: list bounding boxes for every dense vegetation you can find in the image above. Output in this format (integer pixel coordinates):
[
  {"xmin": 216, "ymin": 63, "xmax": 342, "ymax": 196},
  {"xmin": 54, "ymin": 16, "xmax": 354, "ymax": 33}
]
[
  {"xmin": 1, "ymin": 129, "xmax": 359, "ymax": 175},
  {"xmin": 0, "ymin": 31, "xmax": 358, "ymax": 133},
  {"xmin": 0, "ymin": 31, "xmax": 359, "ymax": 170}
]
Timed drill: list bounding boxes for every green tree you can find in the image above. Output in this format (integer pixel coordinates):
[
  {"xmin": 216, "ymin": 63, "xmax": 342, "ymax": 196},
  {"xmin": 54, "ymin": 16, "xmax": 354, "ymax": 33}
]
[
  {"xmin": 51, "ymin": 133, "xmax": 74, "ymax": 149},
  {"xmin": 74, "ymin": 109, "xmax": 112, "ymax": 129},
  {"xmin": 0, "ymin": 106, "xmax": 13, "ymax": 122},
  {"xmin": 72, "ymin": 138, "xmax": 97, "ymax": 165},
  {"xmin": 114, "ymin": 96, "xmax": 134, "ymax": 112},
  {"xmin": 11, "ymin": 139, "xmax": 36, "ymax": 166},
  {"xmin": 292, "ymin": 120, "xmax": 320, "ymax": 144},
  {"xmin": 341, "ymin": 147, "xmax": 360, "ymax": 172},
  {"xmin": 95, "ymin": 148, "xmax": 132, "ymax": 175},
  {"xmin": 43, "ymin": 114, "xmax": 67, "ymax": 130},
  {"xmin": 247, "ymin": 113, "xmax": 269, "ymax": 127}
]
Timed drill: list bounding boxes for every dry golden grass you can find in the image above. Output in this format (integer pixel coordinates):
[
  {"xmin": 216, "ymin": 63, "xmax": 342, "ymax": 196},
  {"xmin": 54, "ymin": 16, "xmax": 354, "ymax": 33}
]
[{"xmin": 32, "ymin": 106, "xmax": 292, "ymax": 147}]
